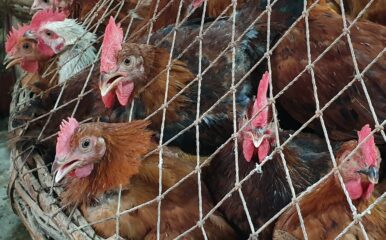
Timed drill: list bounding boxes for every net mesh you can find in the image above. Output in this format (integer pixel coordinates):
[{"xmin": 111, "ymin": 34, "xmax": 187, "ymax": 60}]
[{"xmin": 6, "ymin": 0, "xmax": 385, "ymax": 239}]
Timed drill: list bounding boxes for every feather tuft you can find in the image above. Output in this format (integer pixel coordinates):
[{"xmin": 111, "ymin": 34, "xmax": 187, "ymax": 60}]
[
  {"xmin": 5, "ymin": 24, "xmax": 30, "ymax": 54},
  {"xmin": 251, "ymin": 71, "xmax": 269, "ymax": 128},
  {"xmin": 30, "ymin": 9, "xmax": 68, "ymax": 30},
  {"xmin": 56, "ymin": 117, "xmax": 79, "ymax": 157},
  {"xmin": 357, "ymin": 124, "xmax": 377, "ymax": 166},
  {"xmin": 100, "ymin": 17, "xmax": 123, "ymax": 73}
]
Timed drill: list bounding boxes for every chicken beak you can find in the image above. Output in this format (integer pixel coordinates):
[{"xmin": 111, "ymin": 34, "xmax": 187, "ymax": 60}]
[
  {"xmin": 247, "ymin": 131, "xmax": 266, "ymax": 148},
  {"xmin": 99, "ymin": 72, "xmax": 125, "ymax": 97},
  {"xmin": 23, "ymin": 30, "xmax": 37, "ymax": 41},
  {"xmin": 52, "ymin": 156, "xmax": 80, "ymax": 183},
  {"xmin": 357, "ymin": 165, "xmax": 379, "ymax": 184},
  {"xmin": 4, "ymin": 55, "xmax": 22, "ymax": 69}
]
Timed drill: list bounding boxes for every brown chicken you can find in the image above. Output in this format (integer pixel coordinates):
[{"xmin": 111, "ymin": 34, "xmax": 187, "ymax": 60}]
[
  {"xmin": 99, "ymin": 0, "xmax": 304, "ymax": 154},
  {"xmin": 274, "ymin": 124, "xmax": 385, "ymax": 240},
  {"xmin": 271, "ymin": 3, "xmax": 386, "ymax": 143},
  {"xmin": 203, "ymin": 72, "xmax": 334, "ymax": 239},
  {"xmin": 30, "ymin": 0, "xmax": 195, "ymax": 40},
  {"xmin": 51, "ymin": 117, "xmax": 236, "ymax": 239},
  {"xmin": 9, "ymin": 62, "xmax": 106, "ymax": 166},
  {"xmin": 4, "ymin": 10, "xmax": 68, "ymax": 92},
  {"xmin": 4, "ymin": 26, "xmax": 47, "ymax": 92}
]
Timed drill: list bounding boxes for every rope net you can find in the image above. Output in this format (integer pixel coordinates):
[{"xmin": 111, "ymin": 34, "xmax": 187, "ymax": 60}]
[{"xmin": 6, "ymin": 0, "xmax": 385, "ymax": 239}]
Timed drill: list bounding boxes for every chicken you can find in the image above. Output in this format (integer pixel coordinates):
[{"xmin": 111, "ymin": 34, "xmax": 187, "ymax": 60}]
[
  {"xmin": 98, "ymin": 0, "xmax": 303, "ymax": 154},
  {"xmin": 31, "ymin": 0, "xmax": 70, "ymax": 13},
  {"xmin": 9, "ymin": 62, "xmax": 106, "ymax": 163},
  {"xmin": 30, "ymin": 0, "xmax": 191, "ymax": 40},
  {"xmin": 271, "ymin": 3, "xmax": 386, "ymax": 143},
  {"xmin": 51, "ymin": 117, "xmax": 237, "ymax": 239},
  {"xmin": 4, "ymin": 10, "xmax": 67, "ymax": 91},
  {"xmin": 30, "ymin": 0, "xmax": 148, "ymax": 22},
  {"xmin": 4, "ymin": 24, "xmax": 45, "ymax": 92},
  {"xmin": 273, "ymin": 124, "xmax": 385, "ymax": 240},
  {"xmin": 203, "ymin": 72, "xmax": 333, "ymax": 239},
  {"xmin": 26, "ymin": 9, "xmax": 97, "ymax": 84}
]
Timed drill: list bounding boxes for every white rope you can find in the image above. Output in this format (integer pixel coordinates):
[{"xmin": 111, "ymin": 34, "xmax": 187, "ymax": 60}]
[
  {"xmin": 195, "ymin": 0, "xmax": 208, "ymax": 239},
  {"xmin": 9, "ymin": 1, "xmax": 386, "ymax": 239}
]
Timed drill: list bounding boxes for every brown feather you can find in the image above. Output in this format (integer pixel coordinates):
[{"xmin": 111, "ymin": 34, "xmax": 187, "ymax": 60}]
[
  {"xmin": 118, "ymin": 44, "xmax": 193, "ymax": 126},
  {"xmin": 60, "ymin": 120, "xmax": 237, "ymax": 239},
  {"xmin": 272, "ymin": 4, "xmax": 386, "ymax": 143},
  {"xmin": 274, "ymin": 140, "xmax": 386, "ymax": 240}
]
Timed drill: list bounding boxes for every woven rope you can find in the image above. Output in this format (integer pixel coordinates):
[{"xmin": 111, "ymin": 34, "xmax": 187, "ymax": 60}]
[{"xmin": 7, "ymin": 0, "xmax": 385, "ymax": 239}]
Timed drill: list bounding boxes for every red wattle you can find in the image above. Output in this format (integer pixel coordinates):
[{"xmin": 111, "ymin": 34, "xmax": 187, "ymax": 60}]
[
  {"xmin": 345, "ymin": 179, "xmax": 363, "ymax": 200},
  {"xmin": 258, "ymin": 138, "xmax": 270, "ymax": 163},
  {"xmin": 21, "ymin": 60, "xmax": 39, "ymax": 73},
  {"xmin": 116, "ymin": 81, "xmax": 134, "ymax": 106},
  {"xmin": 101, "ymin": 92, "xmax": 115, "ymax": 108},
  {"xmin": 242, "ymin": 138, "xmax": 254, "ymax": 162},
  {"xmin": 75, "ymin": 164, "xmax": 94, "ymax": 178}
]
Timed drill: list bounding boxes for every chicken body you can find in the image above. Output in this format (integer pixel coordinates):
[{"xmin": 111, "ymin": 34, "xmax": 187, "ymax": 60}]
[
  {"xmin": 202, "ymin": 72, "xmax": 332, "ymax": 238},
  {"xmin": 10, "ymin": 63, "xmax": 105, "ymax": 161},
  {"xmin": 274, "ymin": 138, "xmax": 385, "ymax": 240},
  {"xmin": 274, "ymin": 182, "xmax": 386, "ymax": 240},
  {"xmin": 100, "ymin": 0, "xmax": 304, "ymax": 155},
  {"xmin": 52, "ymin": 119, "xmax": 237, "ymax": 239},
  {"xmin": 272, "ymin": 4, "xmax": 386, "ymax": 143},
  {"xmin": 204, "ymin": 130, "xmax": 334, "ymax": 239}
]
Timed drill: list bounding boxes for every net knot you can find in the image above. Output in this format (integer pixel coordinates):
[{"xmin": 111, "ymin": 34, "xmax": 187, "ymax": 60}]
[
  {"xmin": 355, "ymin": 73, "xmax": 362, "ymax": 81},
  {"xmin": 265, "ymin": 5, "xmax": 272, "ymax": 13},
  {"xmin": 156, "ymin": 195, "xmax": 164, "ymax": 202},
  {"xmin": 197, "ymin": 220, "xmax": 205, "ymax": 228},
  {"xmin": 228, "ymin": 41, "xmax": 238, "ymax": 49},
  {"xmin": 343, "ymin": 27, "xmax": 350, "ymax": 35},
  {"xmin": 375, "ymin": 124, "xmax": 384, "ymax": 132},
  {"xmin": 306, "ymin": 64, "xmax": 314, "ymax": 72},
  {"xmin": 353, "ymin": 214, "xmax": 362, "ymax": 224},
  {"xmin": 315, "ymin": 110, "xmax": 323, "ymax": 118},
  {"xmin": 264, "ymin": 52, "xmax": 271, "ymax": 59},
  {"xmin": 196, "ymin": 35, "xmax": 204, "ymax": 42}
]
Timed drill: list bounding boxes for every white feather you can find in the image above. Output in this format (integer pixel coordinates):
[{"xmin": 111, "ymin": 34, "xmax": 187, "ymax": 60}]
[{"xmin": 42, "ymin": 19, "xmax": 97, "ymax": 83}]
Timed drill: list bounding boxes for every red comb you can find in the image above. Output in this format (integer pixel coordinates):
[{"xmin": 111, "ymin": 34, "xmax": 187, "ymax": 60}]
[
  {"xmin": 56, "ymin": 117, "xmax": 79, "ymax": 157},
  {"xmin": 30, "ymin": 9, "xmax": 68, "ymax": 30},
  {"xmin": 101, "ymin": 17, "xmax": 123, "ymax": 73},
  {"xmin": 192, "ymin": 0, "xmax": 205, "ymax": 8},
  {"xmin": 251, "ymin": 71, "xmax": 270, "ymax": 128},
  {"xmin": 5, "ymin": 24, "xmax": 31, "ymax": 54},
  {"xmin": 357, "ymin": 124, "xmax": 377, "ymax": 166}
]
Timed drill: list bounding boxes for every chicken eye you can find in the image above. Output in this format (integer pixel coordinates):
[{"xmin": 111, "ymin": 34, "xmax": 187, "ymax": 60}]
[
  {"xmin": 22, "ymin": 43, "xmax": 30, "ymax": 49},
  {"xmin": 80, "ymin": 138, "xmax": 91, "ymax": 150},
  {"xmin": 124, "ymin": 58, "xmax": 131, "ymax": 65},
  {"xmin": 43, "ymin": 0, "xmax": 49, "ymax": 3},
  {"xmin": 45, "ymin": 31, "xmax": 52, "ymax": 37}
]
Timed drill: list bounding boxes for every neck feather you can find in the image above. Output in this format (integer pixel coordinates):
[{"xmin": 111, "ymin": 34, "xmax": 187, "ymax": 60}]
[{"xmin": 138, "ymin": 48, "xmax": 193, "ymax": 124}]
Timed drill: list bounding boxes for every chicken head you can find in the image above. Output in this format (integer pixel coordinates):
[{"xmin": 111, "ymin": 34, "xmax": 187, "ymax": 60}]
[{"xmin": 336, "ymin": 124, "xmax": 381, "ymax": 200}]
